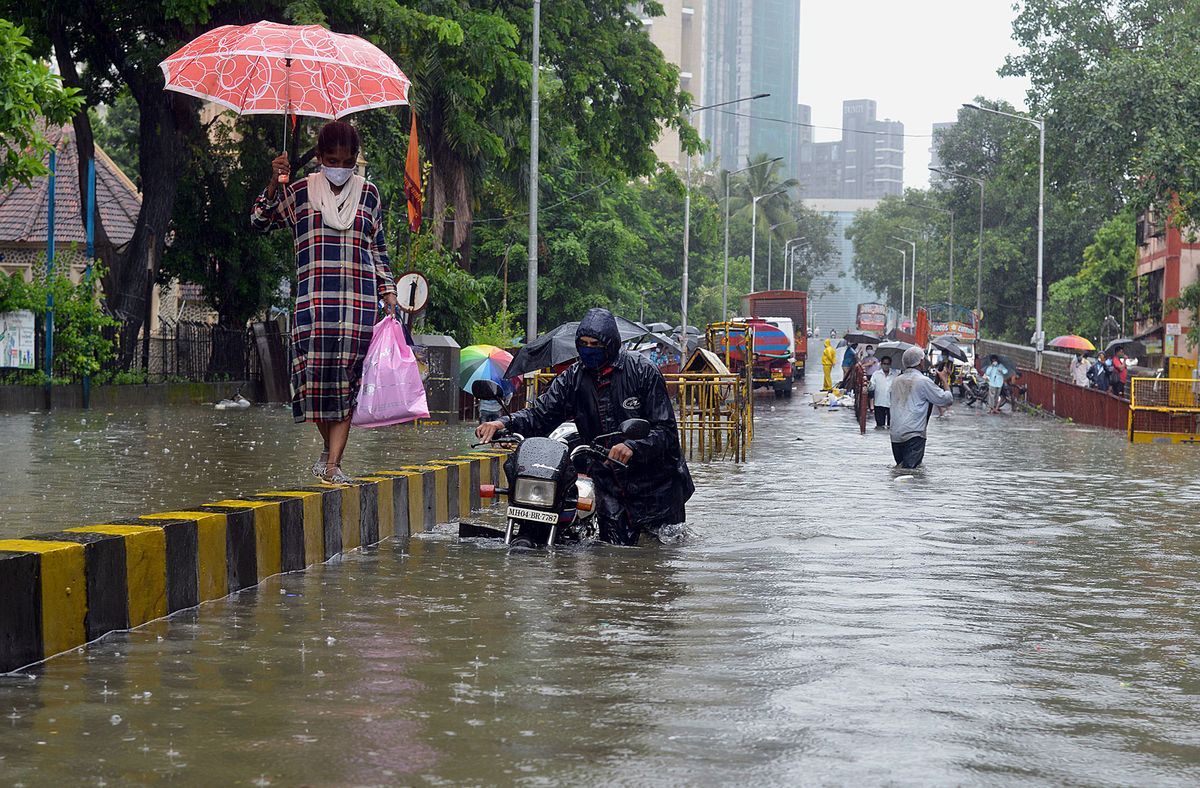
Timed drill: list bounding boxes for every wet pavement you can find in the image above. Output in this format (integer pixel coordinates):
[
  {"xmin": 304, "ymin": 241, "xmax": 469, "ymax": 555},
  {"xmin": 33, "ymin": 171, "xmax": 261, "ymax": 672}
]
[
  {"xmin": 5, "ymin": 383, "xmax": 1200, "ymax": 785},
  {"xmin": 0, "ymin": 404, "xmax": 470, "ymax": 540}
]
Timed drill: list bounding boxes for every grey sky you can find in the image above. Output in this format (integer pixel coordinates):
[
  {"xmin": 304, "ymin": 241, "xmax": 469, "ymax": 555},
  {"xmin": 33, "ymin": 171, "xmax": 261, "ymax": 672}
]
[{"xmin": 798, "ymin": 0, "xmax": 1031, "ymax": 190}]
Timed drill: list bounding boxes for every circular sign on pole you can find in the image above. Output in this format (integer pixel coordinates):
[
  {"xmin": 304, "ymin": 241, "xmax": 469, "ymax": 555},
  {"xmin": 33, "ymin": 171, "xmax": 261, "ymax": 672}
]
[{"xmin": 395, "ymin": 271, "xmax": 430, "ymax": 314}]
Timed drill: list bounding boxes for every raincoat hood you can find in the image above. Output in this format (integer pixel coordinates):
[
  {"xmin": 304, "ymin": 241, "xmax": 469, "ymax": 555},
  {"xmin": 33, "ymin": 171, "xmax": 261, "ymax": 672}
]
[{"xmin": 576, "ymin": 308, "xmax": 621, "ymax": 367}]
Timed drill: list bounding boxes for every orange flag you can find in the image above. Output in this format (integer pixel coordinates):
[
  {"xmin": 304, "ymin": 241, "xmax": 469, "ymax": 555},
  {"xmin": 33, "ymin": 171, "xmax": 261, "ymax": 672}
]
[{"xmin": 404, "ymin": 111, "xmax": 422, "ymax": 233}]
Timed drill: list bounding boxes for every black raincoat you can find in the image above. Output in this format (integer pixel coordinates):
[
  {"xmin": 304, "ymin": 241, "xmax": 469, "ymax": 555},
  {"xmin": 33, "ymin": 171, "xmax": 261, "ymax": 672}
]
[{"xmin": 501, "ymin": 308, "xmax": 694, "ymax": 545}]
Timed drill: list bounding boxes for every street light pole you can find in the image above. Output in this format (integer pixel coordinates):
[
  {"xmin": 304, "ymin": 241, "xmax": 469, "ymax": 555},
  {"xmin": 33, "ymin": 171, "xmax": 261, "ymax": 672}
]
[
  {"xmin": 886, "ymin": 246, "xmax": 907, "ymax": 320},
  {"xmin": 682, "ymin": 93, "xmax": 769, "ymax": 340},
  {"xmin": 786, "ymin": 239, "xmax": 810, "ymax": 290},
  {"xmin": 963, "ymin": 102, "xmax": 1046, "ymax": 369},
  {"xmin": 722, "ymin": 155, "xmax": 783, "ymax": 318},
  {"xmin": 750, "ymin": 188, "xmax": 788, "ymax": 293},
  {"xmin": 899, "ymin": 226, "xmax": 921, "ymax": 319},
  {"xmin": 930, "ymin": 166, "xmax": 986, "ymax": 319},
  {"xmin": 892, "ymin": 236, "xmax": 916, "ymax": 321},
  {"xmin": 768, "ymin": 218, "xmax": 799, "ymax": 290}
]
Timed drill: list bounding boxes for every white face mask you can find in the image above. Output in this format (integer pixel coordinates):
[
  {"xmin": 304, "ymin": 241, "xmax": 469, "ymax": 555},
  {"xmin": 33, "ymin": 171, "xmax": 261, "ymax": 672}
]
[{"xmin": 321, "ymin": 165, "xmax": 354, "ymax": 187}]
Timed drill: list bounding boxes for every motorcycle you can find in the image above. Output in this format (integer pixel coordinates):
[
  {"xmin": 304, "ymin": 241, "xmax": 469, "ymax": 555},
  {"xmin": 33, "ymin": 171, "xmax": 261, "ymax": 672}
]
[{"xmin": 462, "ymin": 379, "xmax": 651, "ymax": 551}]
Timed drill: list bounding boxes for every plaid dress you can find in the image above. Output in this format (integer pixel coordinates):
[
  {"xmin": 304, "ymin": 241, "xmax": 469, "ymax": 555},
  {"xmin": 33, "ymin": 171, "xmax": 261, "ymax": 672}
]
[{"xmin": 252, "ymin": 178, "xmax": 397, "ymax": 423}]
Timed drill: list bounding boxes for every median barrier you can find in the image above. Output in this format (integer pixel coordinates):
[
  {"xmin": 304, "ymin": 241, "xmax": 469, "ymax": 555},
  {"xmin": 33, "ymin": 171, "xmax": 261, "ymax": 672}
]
[{"xmin": 0, "ymin": 449, "xmax": 505, "ymax": 674}]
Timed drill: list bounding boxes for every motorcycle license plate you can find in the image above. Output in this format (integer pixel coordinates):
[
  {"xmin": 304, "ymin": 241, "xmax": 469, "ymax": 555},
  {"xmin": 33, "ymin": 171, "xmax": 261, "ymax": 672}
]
[{"xmin": 506, "ymin": 505, "xmax": 560, "ymax": 524}]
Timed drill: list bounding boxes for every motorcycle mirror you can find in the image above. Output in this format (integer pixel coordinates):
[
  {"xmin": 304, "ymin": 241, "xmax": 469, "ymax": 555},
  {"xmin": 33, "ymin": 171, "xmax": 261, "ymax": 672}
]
[
  {"xmin": 620, "ymin": 418, "xmax": 651, "ymax": 440},
  {"xmin": 471, "ymin": 379, "xmax": 503, "ymax": 402}
]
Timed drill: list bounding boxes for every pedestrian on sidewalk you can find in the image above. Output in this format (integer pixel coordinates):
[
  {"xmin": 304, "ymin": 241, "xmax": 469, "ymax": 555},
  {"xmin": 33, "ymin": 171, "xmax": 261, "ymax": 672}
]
[
  {"xmin": 1088, "ymin": 352, "xmax": 1110, "ymax": 391},
  {"xmin": 889, "ymin": 347, "xmax": 953, "ymax": 468},
  {"xmin": 252, "ymin": 120, "xmax": 399, "ymax": 483},
  {"xmin": 982, "ymin": 355, "xmax": 1009, "ymax": 414},
  {"xmin": 1070, "ymin": 353, "xmax": 1090, "ymax": 387},
  {"xmin": 868, "ymin": 355, "xmax": 897, "ymax": 427},
  {"xmin": 1111, "ymin": 349, "xmax": 1129, "ymax": 397}
]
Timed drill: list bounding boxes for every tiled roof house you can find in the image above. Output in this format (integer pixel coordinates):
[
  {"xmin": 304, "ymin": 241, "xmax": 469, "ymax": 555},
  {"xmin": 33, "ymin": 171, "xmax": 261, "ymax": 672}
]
[
  {"xmin": 0, "ymin": 124, "xmax": 216, "ymax": 325},
  {"xmin": 0, "ymin": 124, "xmax": 141, "ymax": 279}
]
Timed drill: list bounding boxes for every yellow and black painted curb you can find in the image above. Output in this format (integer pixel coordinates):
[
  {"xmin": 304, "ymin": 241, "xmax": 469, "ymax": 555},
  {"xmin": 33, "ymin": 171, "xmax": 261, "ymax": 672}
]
[{"xmin": 0, "ymin": 450, "xmax": 506, "ymax": 674}]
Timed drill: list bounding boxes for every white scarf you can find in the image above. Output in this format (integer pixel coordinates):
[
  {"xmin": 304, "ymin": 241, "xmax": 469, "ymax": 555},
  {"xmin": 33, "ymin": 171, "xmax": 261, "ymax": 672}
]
[{"xmin": 307, "ymin": 170, "xmax": 366, "ymax": 231}]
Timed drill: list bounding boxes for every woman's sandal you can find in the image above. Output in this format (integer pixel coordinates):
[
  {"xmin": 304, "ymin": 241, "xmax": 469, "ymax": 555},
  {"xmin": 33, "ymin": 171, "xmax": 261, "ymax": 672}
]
[
  {"xmin": 322, "ymin": 467, "xmax": 355, "ymax": 485},
  {"xmin": 311, "ymin": 458, "xmax": 327, "ymax": 478}
]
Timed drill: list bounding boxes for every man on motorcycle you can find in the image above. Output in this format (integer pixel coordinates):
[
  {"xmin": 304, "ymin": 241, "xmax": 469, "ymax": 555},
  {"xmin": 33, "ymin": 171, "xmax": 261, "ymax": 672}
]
[{"xmin": 476, "ymin": 308, "xmax": 694, "ymax": 546}]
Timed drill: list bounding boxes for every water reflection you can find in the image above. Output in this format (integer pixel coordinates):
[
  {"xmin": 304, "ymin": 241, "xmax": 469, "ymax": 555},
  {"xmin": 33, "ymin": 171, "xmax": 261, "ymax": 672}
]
[
  {"xmin": 4, "ymin": 387, "xmax": 1200, "ymax": 784},
  {"xmin": 0, "ymin": 405, "xmax": 474, "ymax": 538}
]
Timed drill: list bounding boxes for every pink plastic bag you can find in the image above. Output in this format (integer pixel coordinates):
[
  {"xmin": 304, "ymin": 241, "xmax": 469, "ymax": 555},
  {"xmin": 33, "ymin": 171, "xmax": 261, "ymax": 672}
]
[{"xmin": 352, "ymin": 318, "xmax": 430, "ymax": 428}]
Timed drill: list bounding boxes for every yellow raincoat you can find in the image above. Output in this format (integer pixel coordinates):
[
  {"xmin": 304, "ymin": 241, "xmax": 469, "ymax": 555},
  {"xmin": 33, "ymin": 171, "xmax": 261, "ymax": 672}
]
[{"xmin": 821, "ymin": 339, "xmax": 836, "ymax": 390}]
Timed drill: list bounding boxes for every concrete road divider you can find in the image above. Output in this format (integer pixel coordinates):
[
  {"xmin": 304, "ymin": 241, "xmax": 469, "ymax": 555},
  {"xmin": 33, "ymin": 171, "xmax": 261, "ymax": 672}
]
[{"xmin": 0, "ymin": 449, "xmax": 508, "ymax": 673}]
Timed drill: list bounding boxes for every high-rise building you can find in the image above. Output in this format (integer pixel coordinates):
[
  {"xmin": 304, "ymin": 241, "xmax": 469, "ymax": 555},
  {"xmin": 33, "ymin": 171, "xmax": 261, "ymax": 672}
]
[
  {"xmin": 795, "ymin": 100, "xmax": 905, "ymax": 200},
  {"xmin": 642, "ymin": 1, "xmax": 704, "ymax": 166},
  {"xmin": 928, "ymin": 121, "xmax": 956, "ymax": 185},
  {"xmin": 702, "ymin": 0, "xmax": 801, "ymax": 175},
  {"xmin": 803, "ymin": 198, "xmax": 886, "ymax": 333}
]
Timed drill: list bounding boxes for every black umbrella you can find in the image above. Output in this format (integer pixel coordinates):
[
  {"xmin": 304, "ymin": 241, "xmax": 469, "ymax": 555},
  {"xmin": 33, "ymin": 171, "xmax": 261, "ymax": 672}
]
[
  {"xmin": 843, "ymin": 332, "xmax": 881, "ymax": 346},
  {"xmin": 874, "ymin": 340, "xmax": 916, "ymax": 366},
  {"xmin": 505, "ymin": 316, "xmax": 649, "ymax": 377},
  {"xmin": 930, "ymin": 335, "xmax": 968, "ymax": 362},
  {"xmin": 1105, "ymin": 338, "xmax": 1146, "ymax": 358},
  {"xmin": 645, "ymin": 321, "xmax": 672, "ymax": 333}
]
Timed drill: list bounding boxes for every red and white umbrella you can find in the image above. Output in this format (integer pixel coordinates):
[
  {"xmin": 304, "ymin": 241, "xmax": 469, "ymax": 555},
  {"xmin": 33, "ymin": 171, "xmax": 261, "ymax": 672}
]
[{"xmin": 159, "ymin": 20, "xmax": 410, "ymax": 120}]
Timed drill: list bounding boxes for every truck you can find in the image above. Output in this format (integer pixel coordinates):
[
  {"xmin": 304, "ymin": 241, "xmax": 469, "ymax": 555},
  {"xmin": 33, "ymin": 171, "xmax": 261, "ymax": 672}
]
[
  {"xmin": 710, "ymin": 318, "xmax": 796, "ymax": 399},
  {"xmin": 856, "ymin": 302, "xmax": 887, "ymax": 335},
  {"xmin": 741, "ymin": 290, "xmax": 808, "ymax": 380}
]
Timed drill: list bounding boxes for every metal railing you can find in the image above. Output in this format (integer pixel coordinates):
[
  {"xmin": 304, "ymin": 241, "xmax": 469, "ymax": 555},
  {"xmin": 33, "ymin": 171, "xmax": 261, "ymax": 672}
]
[
  {"xmin": 1019, "ymin": 368, "xmax": 1130, "ymax": 431},
  {"xmin": 1128, "ymin": 376, "xmax": 1200, "ymax": 443},
  {"xmin": 665, "ymin": 372, "xmax": 753, "ymax": 462}
]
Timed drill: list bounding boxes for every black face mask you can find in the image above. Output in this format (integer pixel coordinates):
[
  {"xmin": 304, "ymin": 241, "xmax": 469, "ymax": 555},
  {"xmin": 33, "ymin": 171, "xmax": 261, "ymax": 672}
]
[{"xmin": 578, "ymin": 345, "xmax": 607, "ymax": 368}]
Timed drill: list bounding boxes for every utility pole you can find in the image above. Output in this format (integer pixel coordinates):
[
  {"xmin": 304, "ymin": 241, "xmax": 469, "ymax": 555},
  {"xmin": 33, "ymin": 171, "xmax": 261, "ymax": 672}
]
[{"xmin": 526, "ymin": 0, "xmax": 541, "ymax": 341}]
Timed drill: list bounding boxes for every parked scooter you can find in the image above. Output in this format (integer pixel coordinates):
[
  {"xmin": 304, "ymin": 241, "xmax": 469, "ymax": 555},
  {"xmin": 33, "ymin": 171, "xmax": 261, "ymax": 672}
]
[{"xmin": 464, "ymin": 379, "xmax": 651, "ymax": 551}]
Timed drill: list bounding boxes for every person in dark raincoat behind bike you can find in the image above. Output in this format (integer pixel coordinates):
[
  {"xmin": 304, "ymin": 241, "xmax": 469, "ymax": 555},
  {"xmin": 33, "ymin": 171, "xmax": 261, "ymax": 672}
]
[{"xmin": 476, "ymin": 307, "xmax": 694, "ymax": 546}]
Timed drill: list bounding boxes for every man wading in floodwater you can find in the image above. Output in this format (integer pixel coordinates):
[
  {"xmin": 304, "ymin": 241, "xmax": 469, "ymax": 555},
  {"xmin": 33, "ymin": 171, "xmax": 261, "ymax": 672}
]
[
  {"xmin": 888, "ymin": 346, "xmax": 953, "ymax": 469},
  {"xmin": 476, "ymin": 308, "xmax": 694, "ymax": 546}
]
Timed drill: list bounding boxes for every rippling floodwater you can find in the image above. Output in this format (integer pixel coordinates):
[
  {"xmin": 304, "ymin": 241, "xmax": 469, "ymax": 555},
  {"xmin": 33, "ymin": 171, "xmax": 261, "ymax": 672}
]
[
  {"xmin": 0, "ymin": 403, "xmax": 471, "ymax": 540},
  {"xmin": 4, "ymin": 380, "xmax": 1200, "ymax": 785}
]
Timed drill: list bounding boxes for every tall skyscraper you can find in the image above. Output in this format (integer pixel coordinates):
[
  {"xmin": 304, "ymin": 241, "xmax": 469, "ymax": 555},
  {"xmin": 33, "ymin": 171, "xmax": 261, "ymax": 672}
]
[
  {"xmin": 702, "ymin": 0, "xmax": 801, "ymax": 175},
  {"xmin": 794, "ymin": 100, "xmax": 905, "ymax": 199},
  {"xmin": 928, "ymin": 121, "xmax": 956, "ymax": 185},
  {"xmin": 642, "ymin": 0, "xmax": 704, "ymax": 166},
  {"xmin": 803, "ymin": 198, "xmax": 886, "ymax": 333}
]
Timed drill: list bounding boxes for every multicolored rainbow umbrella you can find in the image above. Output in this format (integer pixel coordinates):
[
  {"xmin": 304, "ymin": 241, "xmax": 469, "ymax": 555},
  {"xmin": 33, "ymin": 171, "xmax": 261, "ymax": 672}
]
[
  {"xmin": 1048, "ymin": 334, "xmax": 1096, "ymax": 351},
  {"xmin": 460, "ymin": 344, "xmax": 519, "ymax": 395}
]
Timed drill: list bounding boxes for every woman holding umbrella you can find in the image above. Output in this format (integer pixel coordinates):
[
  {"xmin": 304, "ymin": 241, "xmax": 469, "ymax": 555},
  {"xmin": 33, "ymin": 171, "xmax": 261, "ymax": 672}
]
[{"xmin": 253, "ymin": 121, "xmax": 398, "ymax": 482}]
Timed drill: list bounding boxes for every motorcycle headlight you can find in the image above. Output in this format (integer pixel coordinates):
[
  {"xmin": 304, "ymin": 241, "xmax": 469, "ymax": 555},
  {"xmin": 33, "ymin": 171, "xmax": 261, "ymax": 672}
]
[{"xmin": 514, "ymin": 477, "xmax": 557, "ymax": 507}]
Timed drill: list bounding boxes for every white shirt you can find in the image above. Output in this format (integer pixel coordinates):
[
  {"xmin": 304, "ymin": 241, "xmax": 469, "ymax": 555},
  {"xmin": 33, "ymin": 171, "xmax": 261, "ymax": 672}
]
[
  {"xmin": 889, "ymin": 368, "xmax": 954, "ymax": 443},
  {"xmin": 869, "ymin": 368, "xmax": 898, "ymax": 407}
]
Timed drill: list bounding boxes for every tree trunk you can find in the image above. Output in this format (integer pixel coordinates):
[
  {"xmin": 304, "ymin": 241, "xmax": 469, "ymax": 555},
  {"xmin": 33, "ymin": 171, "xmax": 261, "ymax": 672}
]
[
  {"xmin": 49, "ymin": 20, "xmax": 117, "ymax": 270},
  {"xmin": 428, "ymin": 159, "xmax": 447, "ymax": 252},
  {"xmin": 449, "ymin": 159, "xmax": 473, "ymax": 270},
  {"xmin": 104, "ymin": 89, "xmax": 195, "ymax": 365}
]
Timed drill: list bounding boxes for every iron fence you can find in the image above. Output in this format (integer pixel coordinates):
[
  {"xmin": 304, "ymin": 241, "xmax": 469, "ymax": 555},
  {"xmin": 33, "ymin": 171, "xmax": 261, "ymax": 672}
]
[{"xmin": 1020, "ymin": 368, "xmax": 1130, "ymax": 431}]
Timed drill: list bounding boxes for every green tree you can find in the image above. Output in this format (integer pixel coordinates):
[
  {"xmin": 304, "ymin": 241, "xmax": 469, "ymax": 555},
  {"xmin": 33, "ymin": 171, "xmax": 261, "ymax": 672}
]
[
  {"xmin": 1043, "ymin": 213, "xmax": 1136, "ymax": 342},
  {"xmin": 0, "ymin": 19, "xmax": 82, "ymax": 186},
  {"xmin": 89, "ymin": 86, "xmax": 139, "ymax": 180}
]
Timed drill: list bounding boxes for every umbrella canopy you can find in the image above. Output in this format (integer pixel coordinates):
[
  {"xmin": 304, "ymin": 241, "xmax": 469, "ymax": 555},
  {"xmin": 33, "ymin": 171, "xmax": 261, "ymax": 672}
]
[
  {"xmin": 1105, "ymin": 338, "xmax": 1146, "ymax": 357},
  {"xmin": 504, "ymin": 316, "xmax": 648, "ymax": 378},
  {"xmin": 930, "ymin": 335, "xmax": 968, "ymax": 362},
  {"xmin": 873, "ymin": 340, "xmax": 916, "ymax": 366},
  {"xmin": 160, "ymin": 21, "xmax": 410, "ymax": 120},
  {"xmin": 459, "ymin": 345, "xmax": 517, "ymax": 395},
  {"xmin": 645, "ymin": 322, "xmax": 673, "ymax": 333},
  {"xmin": 1048, "ymin": 334, "xmax": 1096, "ymax": 352},
  {"xmin": 842, "ymin": 332, "xmax": 881, "ymax": 346}
]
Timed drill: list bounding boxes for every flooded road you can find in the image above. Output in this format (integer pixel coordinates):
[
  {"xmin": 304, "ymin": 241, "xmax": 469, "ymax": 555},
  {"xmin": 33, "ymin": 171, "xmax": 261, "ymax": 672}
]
[
  {"xmin": 5, "ymin": 383, "xmax": 1200, "ymax": 785},
  {"xmin": 0, "ymin": 404, "xmax": 469, "ymax": 540}
]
